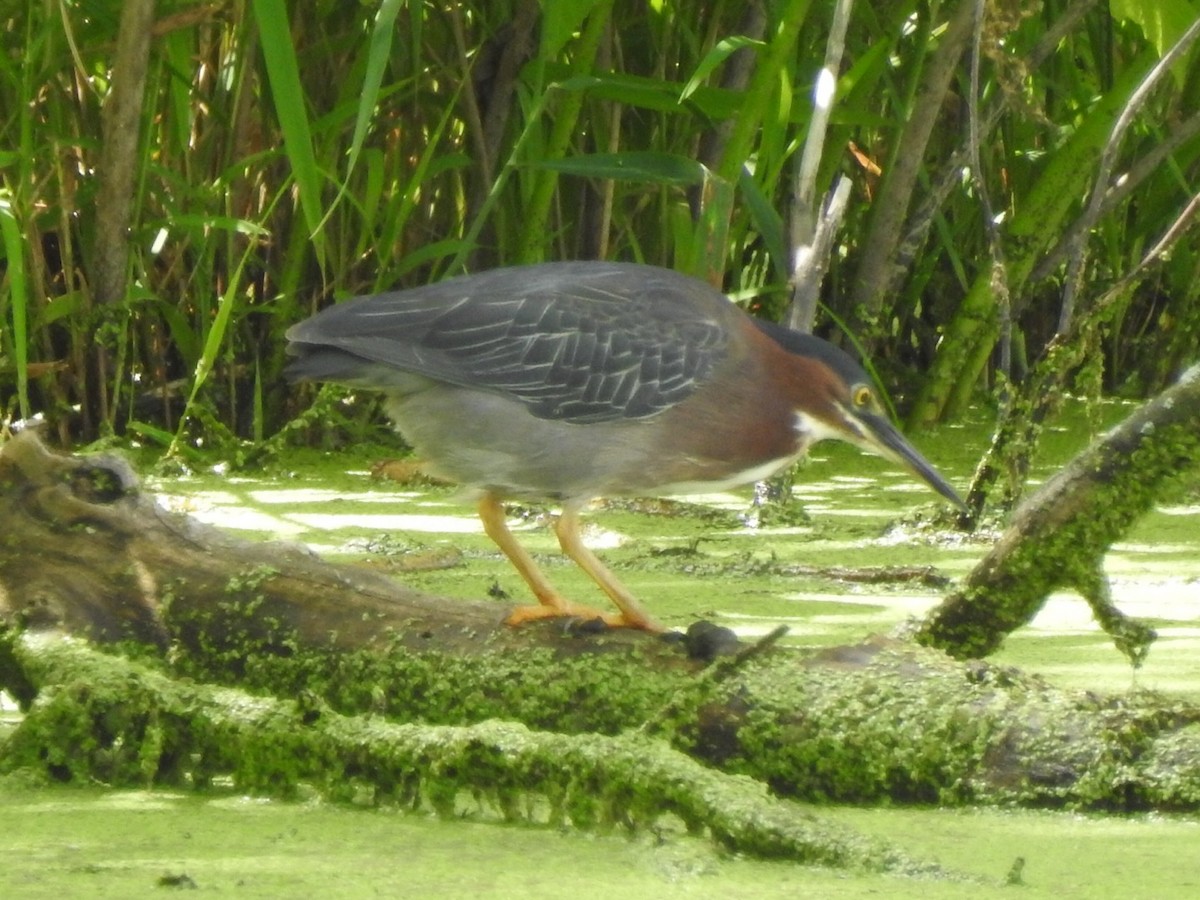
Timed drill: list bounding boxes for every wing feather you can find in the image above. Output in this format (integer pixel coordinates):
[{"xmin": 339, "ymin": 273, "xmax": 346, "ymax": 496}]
[{"xmin": 285, "ymin": 262, "xmax": 735, "ymax": 423}]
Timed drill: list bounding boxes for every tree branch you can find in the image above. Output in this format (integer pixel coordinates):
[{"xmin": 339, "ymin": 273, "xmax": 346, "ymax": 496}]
[{"xmin": 918, "ymin": 364, "xmax": 1200, "ymax": 661}]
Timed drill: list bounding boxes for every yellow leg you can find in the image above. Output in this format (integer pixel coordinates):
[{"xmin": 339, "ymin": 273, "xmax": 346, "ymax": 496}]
[
  {"xmin": 477, "ymin": 494, "xmax": 662, "ymax": 631},
  {"xmin": 553, "ymin": 506, "xmax": 663, "ymax": 631}
]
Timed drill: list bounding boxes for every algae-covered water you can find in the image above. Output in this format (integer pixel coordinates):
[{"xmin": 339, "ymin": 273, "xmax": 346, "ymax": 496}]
[
  {"xmin": 3, "ymin": 784, "xmax": 1199, "ymax": 898},
  {"xmin": 3, "ymin": 400, "xmax": 1199, "ymax": 897}
]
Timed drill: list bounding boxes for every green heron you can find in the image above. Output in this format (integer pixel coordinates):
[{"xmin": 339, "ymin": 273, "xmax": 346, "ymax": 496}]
[{"xmin": 286, "ymin": 262, "xmax": 963, "ymax": 631}]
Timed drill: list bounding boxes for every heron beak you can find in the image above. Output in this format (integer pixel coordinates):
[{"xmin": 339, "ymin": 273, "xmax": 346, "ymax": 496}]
[{"xmin": 848, "ymin": 410, "xmax": 967, "ymax": 510}]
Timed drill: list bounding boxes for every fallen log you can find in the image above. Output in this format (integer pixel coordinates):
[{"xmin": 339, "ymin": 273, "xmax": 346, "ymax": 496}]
[
  {"xmin": 0, "ymin": 630, "xmax": 954, "ymax": 877},
  {"xmin": 2, "ymin": 430, "xmax": 1200, "ymax": 815}
]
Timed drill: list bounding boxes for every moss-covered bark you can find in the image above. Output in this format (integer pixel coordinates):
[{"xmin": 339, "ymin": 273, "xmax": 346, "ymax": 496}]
[
  {"xmin": 3, "ymin": 431, "xmax": 1200, "ymax": 822},
  {"xmin": 0, "ymin": 629, "xmax": 952, "ymax": 877},
  {"xmin": 917, "ymin": 364, "xmax": 1200, "ymax": 662}
]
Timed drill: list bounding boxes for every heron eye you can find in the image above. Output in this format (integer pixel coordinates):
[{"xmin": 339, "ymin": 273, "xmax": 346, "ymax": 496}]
[{"xmin": 852, "ymin": 385, "xmax": 872, "ymax": 408}]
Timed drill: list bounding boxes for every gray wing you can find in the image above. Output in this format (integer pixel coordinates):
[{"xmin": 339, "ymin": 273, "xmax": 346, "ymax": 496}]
[{"xmin": 285, "ymin": 262, "xmax": 735, "ymax": 424}]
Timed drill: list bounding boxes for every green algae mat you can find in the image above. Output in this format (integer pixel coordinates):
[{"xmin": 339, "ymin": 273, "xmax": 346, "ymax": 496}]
[
  {"xmin": 3, "ymin": 785, "xmax": 1199, "ymax": 898},
  {"xmin": 3, "ymin": 401, "xmax": 1199, "ymax": 896}
]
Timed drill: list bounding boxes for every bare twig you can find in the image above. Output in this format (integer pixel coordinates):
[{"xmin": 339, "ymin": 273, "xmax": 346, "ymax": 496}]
[
  {"xmin": 1056, "ymin": 15, "xmax": 1200, "ymax": 333},
  {"xmin": 640, "ymin": 625, "xmax": 790, "ymax": 738},
  {"xmin": 785, "ymin": 0, "xmax": 854, "ymax": 333},
  {"xmin": 966, "ymin": 0, "xmax": 1012, "ymax": 385},
  {"xmin": 1031, "ymin": 109, "xmax": 1200, "ymax": 282},
  {"xmin": 787, "ymin": 178, "xmax": 851, "ymax": 332}
]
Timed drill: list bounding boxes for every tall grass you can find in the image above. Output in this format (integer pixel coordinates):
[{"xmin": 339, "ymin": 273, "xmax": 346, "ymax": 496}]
[{"xmin": 0, "ymin": 0, "xmax": 1196, "ymax": 453}]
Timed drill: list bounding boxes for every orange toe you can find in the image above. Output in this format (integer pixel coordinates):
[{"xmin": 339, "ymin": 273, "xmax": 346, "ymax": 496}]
[{"xmin": 504, "ymin": 602, "xmax": 664, "ymax": 632}]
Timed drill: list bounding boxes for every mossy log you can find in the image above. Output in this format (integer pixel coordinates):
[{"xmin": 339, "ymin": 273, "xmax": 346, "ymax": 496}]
[
  {"xmin": 3, "ymin": 430, "xmax": 1200, "ymax": 815},
  {"xmin": 0, "ymin": 630, "xmax": 953, "ymax": 877},
  {"xmin": 917, "ymin": 363, "xmax": 1200, "ymax": 662}
]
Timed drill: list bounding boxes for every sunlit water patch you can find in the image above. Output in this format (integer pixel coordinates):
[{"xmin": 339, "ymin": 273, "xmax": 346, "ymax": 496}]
[
  {"xmin": 249, "ymin": 488, "xmax": 427, "ymax": 504},
  {"xmin": 284, "ymin": 512, "xmax": 483, "ymax": 533},
  {"xmin": 145, "ymin": 438, "xmax": 1200, "ymax": 699}
]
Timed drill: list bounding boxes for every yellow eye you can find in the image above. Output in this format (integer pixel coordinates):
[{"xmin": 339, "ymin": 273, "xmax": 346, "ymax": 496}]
[{"xmin": 852, "ymin": 385, "xmax": 873, "ymax": 408}]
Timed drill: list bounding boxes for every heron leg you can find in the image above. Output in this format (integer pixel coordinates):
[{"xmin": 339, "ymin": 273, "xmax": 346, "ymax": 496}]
[
  {"xmin": 550, "ymin": 505, "xmax": 664, "ymax": 632},
  {"xmin": 477, "ymin": 494, "xmax": 661, "ymax": 631}
]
